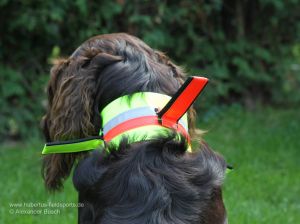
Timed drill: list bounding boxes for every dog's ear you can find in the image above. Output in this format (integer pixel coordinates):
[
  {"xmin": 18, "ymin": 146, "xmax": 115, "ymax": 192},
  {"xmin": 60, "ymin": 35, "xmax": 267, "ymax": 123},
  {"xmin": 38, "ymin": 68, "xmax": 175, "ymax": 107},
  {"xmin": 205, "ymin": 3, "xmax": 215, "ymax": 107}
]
[
  {"xmin": 49, "ymin": 53, "xmax": 122, "ymax": 140},
  {"xmin": 42, "ymin": 53, "xmax": 122, "ymax": 191}
]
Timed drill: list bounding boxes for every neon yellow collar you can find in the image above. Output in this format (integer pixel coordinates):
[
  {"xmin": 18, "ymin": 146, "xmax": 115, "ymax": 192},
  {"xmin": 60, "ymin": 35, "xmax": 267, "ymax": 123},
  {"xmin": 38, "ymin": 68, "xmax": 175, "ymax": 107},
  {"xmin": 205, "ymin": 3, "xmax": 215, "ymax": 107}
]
[{"xmin": 42, "ymin": 92, "xmax": 189, "ymax": 154}]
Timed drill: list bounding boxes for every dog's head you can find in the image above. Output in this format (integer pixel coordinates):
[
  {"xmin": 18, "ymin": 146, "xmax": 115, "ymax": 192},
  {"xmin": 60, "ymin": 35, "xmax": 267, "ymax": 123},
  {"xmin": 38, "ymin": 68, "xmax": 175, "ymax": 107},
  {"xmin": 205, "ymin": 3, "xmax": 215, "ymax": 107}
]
[{"xmin": 41, "ymin": 33, "xmax": 195, "ymax": 190}]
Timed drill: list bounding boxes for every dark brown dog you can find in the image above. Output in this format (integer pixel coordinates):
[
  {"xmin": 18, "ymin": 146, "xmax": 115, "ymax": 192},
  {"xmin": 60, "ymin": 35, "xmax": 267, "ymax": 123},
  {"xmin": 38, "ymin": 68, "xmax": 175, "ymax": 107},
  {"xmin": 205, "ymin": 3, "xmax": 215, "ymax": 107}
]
[{"xmin": 41, "ymin": 33, "xmax": 228, "ymax": 224}]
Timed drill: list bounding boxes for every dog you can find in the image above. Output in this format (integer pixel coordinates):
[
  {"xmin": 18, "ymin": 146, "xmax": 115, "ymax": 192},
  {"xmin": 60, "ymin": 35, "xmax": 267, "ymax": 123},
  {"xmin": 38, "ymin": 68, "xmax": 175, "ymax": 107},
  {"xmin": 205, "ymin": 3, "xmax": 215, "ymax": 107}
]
[{"xmin": 41, "ymin": 33, "xmax": 228, "ymax": 224}]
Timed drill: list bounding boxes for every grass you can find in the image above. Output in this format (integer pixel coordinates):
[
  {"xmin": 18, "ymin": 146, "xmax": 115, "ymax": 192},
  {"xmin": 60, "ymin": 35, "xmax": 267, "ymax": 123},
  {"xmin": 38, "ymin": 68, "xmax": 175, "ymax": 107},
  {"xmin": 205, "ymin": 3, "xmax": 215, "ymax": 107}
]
[
  {"xmin": 0, "ymin": 106, "xmax": 299, "ymax": 223},
  {"xmin": 0, "ymin": 140, "xmax": 78, "ymax": 223},
  {"xmin": 201, "ymin": 106, "xmax": 300, "ymax": 223}
]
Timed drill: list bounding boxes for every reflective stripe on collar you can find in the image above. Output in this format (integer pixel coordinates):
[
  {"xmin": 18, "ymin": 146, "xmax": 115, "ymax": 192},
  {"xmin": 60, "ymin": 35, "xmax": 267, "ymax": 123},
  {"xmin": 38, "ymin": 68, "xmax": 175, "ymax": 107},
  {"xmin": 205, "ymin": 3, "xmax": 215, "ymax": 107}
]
[{"xmin": 102, "ymin": 106, "xmax": 188, "ymax": 136}]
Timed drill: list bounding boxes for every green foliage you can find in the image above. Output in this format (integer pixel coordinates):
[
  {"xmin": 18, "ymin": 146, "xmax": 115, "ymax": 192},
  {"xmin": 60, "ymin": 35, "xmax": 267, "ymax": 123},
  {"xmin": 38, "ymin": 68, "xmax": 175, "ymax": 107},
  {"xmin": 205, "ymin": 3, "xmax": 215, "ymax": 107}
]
[
  {"xmin": 0, "ymin": 0, "xmax": 300, "ymax": 139},
  {"xmin": 0, "ymin": 66, "xmax": 47, "ymax": 140}
]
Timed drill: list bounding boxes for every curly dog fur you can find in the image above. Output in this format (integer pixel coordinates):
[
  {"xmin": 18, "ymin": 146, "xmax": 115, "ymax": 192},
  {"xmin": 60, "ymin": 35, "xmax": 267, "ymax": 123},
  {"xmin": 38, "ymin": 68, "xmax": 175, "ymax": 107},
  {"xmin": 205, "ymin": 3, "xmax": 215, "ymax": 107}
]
[{"xmin": 41, "ymin": 33, "xmax": 227, "ymax": 224}]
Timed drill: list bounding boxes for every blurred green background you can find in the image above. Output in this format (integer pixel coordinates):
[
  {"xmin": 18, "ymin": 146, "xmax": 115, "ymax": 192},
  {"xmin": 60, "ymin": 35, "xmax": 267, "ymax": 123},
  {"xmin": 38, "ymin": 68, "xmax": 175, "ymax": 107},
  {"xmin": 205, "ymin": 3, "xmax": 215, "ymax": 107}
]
[{"xmin": 0, "ymin": 0, "xmax": 299, "ymax": 223}]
